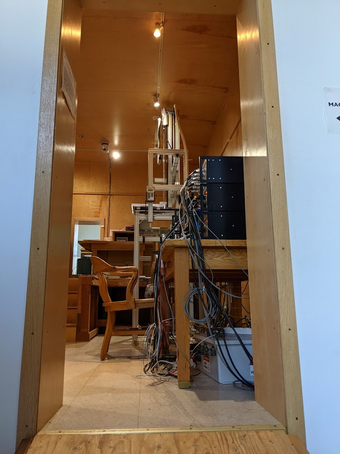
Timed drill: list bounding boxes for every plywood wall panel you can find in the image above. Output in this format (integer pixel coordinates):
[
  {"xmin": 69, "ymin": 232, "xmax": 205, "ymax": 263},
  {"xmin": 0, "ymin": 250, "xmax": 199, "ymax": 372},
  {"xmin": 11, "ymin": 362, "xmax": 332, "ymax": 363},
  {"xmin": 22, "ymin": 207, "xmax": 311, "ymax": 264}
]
[
  {"xmin": 111, "ymin": 160, "xmax": 148, "ymax": 195},
  {"xmin": 88, "ymin": 161, "xmax": 110, "ymax": 192},
  {"xmin": 207, "ymin": 73, "xmax": 242, "ymax": 157},
  {"xmin": 73, "ymin": 162, "xmax": 91, "ymax": 192},
  {"xmin": 225, "ymin": 122, "xmax": 243, "ymax": 156},
  {"xmin": 72, "ymin": 194, "xmax": 109, "ymax": 219},
  {"xmin": 72, "ymin": 155, "xmax": 150, "ymax": 233},
  {"xmin": 110, "ymin": 195, "xmax": 146, "ymax": 230},
  {"xmin": 73, "ymin": 161, "xmax": 109, "ymax": 193}
]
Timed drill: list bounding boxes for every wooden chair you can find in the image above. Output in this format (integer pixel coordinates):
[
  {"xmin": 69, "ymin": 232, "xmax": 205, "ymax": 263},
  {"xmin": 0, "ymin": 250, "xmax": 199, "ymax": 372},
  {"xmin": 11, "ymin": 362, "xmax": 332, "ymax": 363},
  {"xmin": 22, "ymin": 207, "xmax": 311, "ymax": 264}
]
[{"xmin": 91, "ymin": 256, "xmax": 154, "ymax": 360}]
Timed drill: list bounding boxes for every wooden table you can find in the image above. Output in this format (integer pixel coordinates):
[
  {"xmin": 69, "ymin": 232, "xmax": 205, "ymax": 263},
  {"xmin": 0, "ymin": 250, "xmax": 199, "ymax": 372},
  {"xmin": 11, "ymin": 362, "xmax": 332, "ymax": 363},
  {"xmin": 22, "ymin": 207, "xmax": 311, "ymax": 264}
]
[
  {"xmin": 78, "ymin": 240, "xmax": 146, "ymax": 274},
  {"xmin": 161, "ymin": 239, "xmax": 248, "ymax": 388}
]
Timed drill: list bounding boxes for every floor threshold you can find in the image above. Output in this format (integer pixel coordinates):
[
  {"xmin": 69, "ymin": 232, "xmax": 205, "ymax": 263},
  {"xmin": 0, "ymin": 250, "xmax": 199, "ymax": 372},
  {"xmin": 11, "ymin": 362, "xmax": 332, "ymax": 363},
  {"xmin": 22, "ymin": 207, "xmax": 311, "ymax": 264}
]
[{"xmin": 40, "ymin": 423, "xmax": 286, "ymax": 435}]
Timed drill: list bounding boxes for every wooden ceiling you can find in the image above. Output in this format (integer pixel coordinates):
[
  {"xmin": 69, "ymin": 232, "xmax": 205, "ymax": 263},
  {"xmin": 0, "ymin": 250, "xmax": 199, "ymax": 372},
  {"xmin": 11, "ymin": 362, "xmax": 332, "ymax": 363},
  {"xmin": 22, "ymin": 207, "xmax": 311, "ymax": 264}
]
[{"xmin": 76, "ymin": 8, "xmax": 239, "ymax": 166}]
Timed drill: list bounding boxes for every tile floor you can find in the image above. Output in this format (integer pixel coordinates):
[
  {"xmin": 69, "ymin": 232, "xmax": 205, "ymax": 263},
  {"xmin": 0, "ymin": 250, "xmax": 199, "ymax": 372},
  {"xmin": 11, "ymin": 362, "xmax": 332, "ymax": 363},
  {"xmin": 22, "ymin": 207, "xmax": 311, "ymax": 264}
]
[{"xmin": 42, "ymin": 335, "xmax": 279, "ymax": 431}]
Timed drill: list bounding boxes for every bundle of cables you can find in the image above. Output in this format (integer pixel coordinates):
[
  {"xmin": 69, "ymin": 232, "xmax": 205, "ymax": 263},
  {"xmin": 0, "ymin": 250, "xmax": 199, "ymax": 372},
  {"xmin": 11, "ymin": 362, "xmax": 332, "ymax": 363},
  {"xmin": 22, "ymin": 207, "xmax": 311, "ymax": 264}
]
[
  {"xmin": 143, "ymin": 168, "xmax": 254, "ymax": 389},
  {"xmin": 141, "ymin": 223, "xmax": 179, "ymax": 379}
]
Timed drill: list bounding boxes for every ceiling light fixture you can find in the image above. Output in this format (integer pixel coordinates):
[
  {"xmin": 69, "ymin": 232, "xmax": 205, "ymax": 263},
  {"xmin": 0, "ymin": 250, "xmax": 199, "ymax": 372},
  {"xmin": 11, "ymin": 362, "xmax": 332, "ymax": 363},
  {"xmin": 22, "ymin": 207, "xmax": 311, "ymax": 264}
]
[
  {"xmin": 112, "ymin": 151, "xmax": 120, "ymax": 160},
  {"xmin": 154, "ymin": 95, "xmax": 160, "ymax": 108},
  {"xmin": 100, "ymin": 140, "xmax": 110, "ymax": 153},
  {"xmin": 153, "ymin": 22, "xmax": 164, "ymax": 38}
]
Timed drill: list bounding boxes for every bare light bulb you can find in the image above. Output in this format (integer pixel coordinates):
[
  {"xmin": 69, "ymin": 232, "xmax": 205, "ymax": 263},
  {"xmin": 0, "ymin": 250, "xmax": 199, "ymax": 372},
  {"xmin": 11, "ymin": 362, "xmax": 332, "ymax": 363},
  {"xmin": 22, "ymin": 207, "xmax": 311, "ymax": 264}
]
[
  {"xmin": 154, "ymin": 28, "xmax": 161, "ymax": 38},
  {"xmin": 154, "ymin": 99, "xmax": 160, "ymax": 108},
  {"xmin": 112, "ymin": 151, "xmax": 120, "ymax": 160},
  {"xmin": 153, "ymin": 22, "xmax": 162, "ymax": 38}
]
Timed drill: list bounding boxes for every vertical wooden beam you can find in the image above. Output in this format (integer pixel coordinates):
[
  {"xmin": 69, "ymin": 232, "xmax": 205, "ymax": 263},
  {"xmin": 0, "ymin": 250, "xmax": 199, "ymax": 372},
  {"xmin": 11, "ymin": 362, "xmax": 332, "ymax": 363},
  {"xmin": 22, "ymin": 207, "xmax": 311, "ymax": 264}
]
[
  {"xmin": 37, "ymin": 0, "xmax": 82, "ymax": 432},
  {"xmin": 174, "ymin": 248, "xmax": 191, "ymax": 388},
  {"xmin": 237, "ymin": 0, "xmax": 305, "ymax": 442},
  {"xmin": 229, "ymin": 281, "xmax": 243, "ymax": 325},
  {"xmin": 257, "ymin": 0, "xmax": 305, "ymax": 442},
  {"xmin": 17, "ymin": 0, "xmax": 82, "ymax": 445},
  {"xmin": 237, "ymin": 0, "xmax": 286, "ymax": 425},
  {"xmin": 16, "ymin": 0, "xmax": 64, "ymax": 444}
]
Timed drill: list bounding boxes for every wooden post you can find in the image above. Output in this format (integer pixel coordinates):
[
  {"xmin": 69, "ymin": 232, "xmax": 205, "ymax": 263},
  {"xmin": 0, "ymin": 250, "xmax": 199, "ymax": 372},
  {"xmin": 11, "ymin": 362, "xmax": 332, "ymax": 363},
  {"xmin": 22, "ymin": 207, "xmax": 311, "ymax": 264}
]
[
  {"xmin": 174, "ymin": 247, "xmax": 191, "ymax": 388},
  {"xmin": 229, "ymin": 281, "xmax": 243, "ymax": 326}
]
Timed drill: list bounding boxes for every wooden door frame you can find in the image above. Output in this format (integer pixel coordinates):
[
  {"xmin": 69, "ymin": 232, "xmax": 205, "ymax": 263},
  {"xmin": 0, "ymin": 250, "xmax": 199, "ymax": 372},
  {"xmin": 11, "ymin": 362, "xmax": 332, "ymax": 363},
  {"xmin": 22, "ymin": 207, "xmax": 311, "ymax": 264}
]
[{"xmin": 17, "ymin": 0, "xmax": 305, "ymax": 448}]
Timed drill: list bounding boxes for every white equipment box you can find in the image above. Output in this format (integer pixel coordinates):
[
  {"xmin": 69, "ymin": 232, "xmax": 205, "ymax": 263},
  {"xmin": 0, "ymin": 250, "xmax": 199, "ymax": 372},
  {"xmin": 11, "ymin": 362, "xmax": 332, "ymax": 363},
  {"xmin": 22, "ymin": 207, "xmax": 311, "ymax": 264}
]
[{"xmin": 195, "ymin": 328, "xmax": 253, "ymax": 385}]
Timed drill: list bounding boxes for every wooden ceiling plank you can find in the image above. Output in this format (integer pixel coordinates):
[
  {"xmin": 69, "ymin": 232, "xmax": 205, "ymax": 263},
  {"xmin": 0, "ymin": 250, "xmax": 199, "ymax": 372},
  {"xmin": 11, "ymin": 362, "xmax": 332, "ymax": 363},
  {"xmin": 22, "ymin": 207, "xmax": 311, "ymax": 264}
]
[
  {"xmin": 76, "ymin": 9, "xmax": 239, "ymax": 164},
  {"xmin": 81, "ymin": 0, "xmax": 240, "ymax": 16}
]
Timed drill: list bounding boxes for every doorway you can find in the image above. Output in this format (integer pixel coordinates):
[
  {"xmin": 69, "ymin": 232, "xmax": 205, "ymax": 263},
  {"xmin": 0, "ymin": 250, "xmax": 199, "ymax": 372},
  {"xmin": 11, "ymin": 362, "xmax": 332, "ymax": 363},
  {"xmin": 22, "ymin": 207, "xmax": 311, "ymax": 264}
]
[
  {"xmin": 71, "ymin": 220, "xmax": 102, "ymax": 274},
  {"xmin": 17, "ymin": 0, "xmax": 305, "ymax": 447}
]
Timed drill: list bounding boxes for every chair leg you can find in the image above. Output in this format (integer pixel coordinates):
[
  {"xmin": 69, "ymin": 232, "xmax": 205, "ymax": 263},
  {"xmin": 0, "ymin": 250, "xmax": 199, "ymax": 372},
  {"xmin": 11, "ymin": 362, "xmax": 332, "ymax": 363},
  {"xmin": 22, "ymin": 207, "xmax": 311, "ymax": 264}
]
[{"xmin": 100, "ymin": 311, "xmax": 115, "ymax": 360}]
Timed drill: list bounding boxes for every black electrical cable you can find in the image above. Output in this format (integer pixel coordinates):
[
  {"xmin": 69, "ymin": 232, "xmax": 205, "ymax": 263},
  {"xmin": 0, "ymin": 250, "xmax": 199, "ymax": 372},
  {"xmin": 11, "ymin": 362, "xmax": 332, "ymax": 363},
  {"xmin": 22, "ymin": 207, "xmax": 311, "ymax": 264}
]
[
  {"xmin": 178, "ymin": 174, "xmax": 254, "ymax": 388},
  {"xmin": 145, "ymin": 168, "xmax": 254, "ymax": 387}
]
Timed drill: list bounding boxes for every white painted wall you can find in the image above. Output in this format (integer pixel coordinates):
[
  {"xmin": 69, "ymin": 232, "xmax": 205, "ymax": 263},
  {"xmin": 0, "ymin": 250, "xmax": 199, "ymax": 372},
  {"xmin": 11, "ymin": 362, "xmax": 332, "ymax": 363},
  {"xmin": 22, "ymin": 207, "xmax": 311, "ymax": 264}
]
[
  {"xmin": 271, "ymin": 1, "xmax": 340, "ymax": 453},
  {"xmin": 0, "ymin": 1, "xmax": 48, "ymax": 452}
]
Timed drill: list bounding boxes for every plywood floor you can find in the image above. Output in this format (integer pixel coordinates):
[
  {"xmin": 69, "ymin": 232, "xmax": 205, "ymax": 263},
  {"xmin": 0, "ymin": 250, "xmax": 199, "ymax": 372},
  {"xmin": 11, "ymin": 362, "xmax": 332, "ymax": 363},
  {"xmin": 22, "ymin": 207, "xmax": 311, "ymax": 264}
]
[
  {"xmin": 27, "ymin": 430, "xmax": 308, "ymax": 454},
  {"xmin": 42, "ymin": 335, "xmax": 280, "ymax": 431}
]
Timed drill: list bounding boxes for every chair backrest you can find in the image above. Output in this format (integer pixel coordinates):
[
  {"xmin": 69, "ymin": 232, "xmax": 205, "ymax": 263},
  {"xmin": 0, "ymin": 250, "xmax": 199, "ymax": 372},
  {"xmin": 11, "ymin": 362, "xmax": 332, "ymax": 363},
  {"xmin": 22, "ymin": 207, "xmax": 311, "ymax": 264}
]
[{"xmin": 91, "ymin": 256, "xmax": 138, "ymax": 306}]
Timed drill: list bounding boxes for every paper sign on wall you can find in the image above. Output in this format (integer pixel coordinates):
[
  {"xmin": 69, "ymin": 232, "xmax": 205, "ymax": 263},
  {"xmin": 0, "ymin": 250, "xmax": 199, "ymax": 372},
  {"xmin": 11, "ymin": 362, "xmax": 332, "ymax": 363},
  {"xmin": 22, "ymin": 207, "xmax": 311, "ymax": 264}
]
[{"xmin": 324, "ymin": 87, "xmax": 340, "ymax": 134}]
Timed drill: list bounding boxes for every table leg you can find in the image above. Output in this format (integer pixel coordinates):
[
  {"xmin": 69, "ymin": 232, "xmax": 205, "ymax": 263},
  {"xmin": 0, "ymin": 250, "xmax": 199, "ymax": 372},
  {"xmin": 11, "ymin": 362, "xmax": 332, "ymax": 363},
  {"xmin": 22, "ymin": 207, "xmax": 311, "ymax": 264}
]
[
  {"xmin": 174, "ymin": 248, "xmax": 191, "ymax": 388},
  {"xmin": 230, "ymin": 281, "xmax": 242, "ymax": 326}
]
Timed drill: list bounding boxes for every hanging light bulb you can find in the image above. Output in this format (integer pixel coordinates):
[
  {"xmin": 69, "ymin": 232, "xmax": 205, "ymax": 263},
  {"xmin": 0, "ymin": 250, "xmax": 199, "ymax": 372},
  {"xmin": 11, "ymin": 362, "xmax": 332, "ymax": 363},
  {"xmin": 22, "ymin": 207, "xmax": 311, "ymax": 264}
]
[
  {"xmin": 153, "ymin": 22, "xmax": 163, "ymax": 38},
  {"xmin": 154, "ymin": 95, "xmax": 160, "ymax": 108}
]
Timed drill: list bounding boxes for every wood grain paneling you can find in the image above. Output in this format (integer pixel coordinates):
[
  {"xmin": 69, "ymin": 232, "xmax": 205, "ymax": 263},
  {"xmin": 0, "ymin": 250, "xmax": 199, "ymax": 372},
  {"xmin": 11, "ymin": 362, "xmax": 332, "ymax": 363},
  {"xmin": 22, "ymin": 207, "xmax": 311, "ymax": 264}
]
[
  {"xmin": 17, "ymin": 0, "xmax": 82, "ymax": 445},
  {"xmin": 37, "ymin": 0, "xmax": 82, "ymax": 432},
  {"xmin": 16, "ymin": 0, "xmax": 65, "ymax": 445},
  {"xmin": 72, "ymin": 194, "xmax": 109, "ymax": 219},
  {"xmin": 256, "ymin": 0, "xmax": 305, "ymax": 442},
  {"xmin": 110, "ymin": 195, "xmax": 146, "ymax": 230},
  {"xmin": 76, "ymin": 11, "xmax": 239, "ymax": 164},
  {"xmin": 237, "ymin": 0, "xmax": 305, "ymax": 442},
  {"xmin": 72, "ymin": 155, "xmax": 150, "ymax": 232},
  {"xmin": 110, "ymin": 158, "xmax": 148, "ymax": 194},
  {"xmin": 27, "ymin": 429, "xmax": 307, "ymax": 454},
  {"xmin": 207, "ymin": 73, "xmax": 242, "ymax": 157},
  {"xmin": 81, "ymin": 0, "xmax": 240, "ymax": 15},
  {"xmin": 73, "ymin": 162, "xmax": 109, "ymax": 193},
  {"xmin": 238, "ymin": 0, "xmax": 286, "ymax": 426},
  {"xmin": 244, "ymin": 156, "xmax": 286, "ymax": 422},
  {"xmin": 237, "ymin": 1, "xmax": 266, "ymax": 157},
  {"xmin": 226, "ymin": 122, "xmax": 242, "ymax": 156}
]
